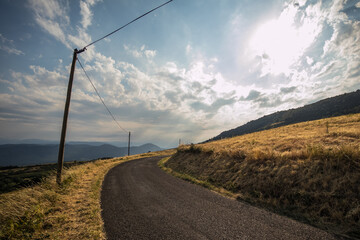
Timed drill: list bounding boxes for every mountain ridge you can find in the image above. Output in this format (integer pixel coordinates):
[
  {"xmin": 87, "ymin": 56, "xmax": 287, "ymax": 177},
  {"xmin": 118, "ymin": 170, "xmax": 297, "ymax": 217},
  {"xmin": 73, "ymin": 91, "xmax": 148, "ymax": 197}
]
[
  {"xmin": 0, "ymin": 143, "xmax": 162, "ymax": 167},
  {"xmin": 208, "ymin": 89, "xmax": 360, "ymax": 142}
]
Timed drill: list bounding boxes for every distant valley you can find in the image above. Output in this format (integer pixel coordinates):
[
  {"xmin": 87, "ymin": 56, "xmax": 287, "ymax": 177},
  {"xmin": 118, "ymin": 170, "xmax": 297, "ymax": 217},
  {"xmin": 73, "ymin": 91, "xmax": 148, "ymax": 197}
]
[{"xmin": 0, "ymin": 143, "xmax": 162, "ymax": 167}]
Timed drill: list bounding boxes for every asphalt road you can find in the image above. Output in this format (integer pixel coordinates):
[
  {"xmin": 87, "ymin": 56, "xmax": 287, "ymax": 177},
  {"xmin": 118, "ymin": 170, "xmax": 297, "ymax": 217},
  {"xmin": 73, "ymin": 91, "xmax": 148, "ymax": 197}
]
[{"xmin": 101, "ymin": 156, "xmax": 338, "ymax": 240}]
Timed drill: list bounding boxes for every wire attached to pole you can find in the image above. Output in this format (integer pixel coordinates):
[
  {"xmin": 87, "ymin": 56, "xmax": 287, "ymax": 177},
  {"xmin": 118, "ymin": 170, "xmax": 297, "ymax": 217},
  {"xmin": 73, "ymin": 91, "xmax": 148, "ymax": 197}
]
[
  {"xmin": 77, "ymin": 58, "xmax": 128, "ymax": 134},
  {"xmin": 82, "ymin": 0, "xmax": 173, "ymax": 50}
]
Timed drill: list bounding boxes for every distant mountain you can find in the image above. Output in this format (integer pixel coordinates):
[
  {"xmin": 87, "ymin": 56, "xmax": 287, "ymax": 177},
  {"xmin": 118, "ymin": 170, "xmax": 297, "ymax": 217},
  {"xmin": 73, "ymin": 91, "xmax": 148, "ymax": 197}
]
[
  {"xmin": 0, "ymin": 139, "xmax": 128, "ymax": 147},
  {"xmin": 208, "ymin": 89, "xmax": 360, "ymax": 142},
  {"xmin": 0, "ymin": 143, "xmax": 162, "ymax": 167},
  {"xmin": 0, "ymin": 139, "xmax": 59, "ymax": 145}
]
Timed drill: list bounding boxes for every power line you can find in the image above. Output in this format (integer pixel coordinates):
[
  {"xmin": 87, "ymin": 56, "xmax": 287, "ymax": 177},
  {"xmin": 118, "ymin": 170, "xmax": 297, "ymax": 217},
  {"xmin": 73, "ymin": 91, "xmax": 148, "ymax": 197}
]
[
  {"xmin": 77, "ymin": 58, "xmax": 128, "ymax": 134},
  {"xmin": 57, "ymin": 1, "xmax": 174, "ymax": 183},
  {"xmin": 82, "ymin": 0, "xmax": 173, "ymax": 49}
]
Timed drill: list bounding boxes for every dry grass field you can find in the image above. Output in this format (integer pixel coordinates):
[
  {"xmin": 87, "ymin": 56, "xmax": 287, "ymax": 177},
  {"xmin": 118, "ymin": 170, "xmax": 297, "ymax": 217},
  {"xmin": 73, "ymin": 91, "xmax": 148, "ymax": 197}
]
[
  {"xmin": 1, "ymin": 114, "xmax": 359, "ymax": 239},
  {"xmin": 0, "ymin": 149, "xmax": 175, "ymax": 239},
  {"xmin": 165, "ymin": 113, "xmax": 360, "ymax": 239}
]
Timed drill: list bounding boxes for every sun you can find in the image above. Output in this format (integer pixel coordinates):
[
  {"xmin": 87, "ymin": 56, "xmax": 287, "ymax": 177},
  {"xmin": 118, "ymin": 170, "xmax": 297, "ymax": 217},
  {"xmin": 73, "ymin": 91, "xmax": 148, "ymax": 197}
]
[{"xmin": 249, "ymin": 3, "xmax": 319, "ymax": 76}]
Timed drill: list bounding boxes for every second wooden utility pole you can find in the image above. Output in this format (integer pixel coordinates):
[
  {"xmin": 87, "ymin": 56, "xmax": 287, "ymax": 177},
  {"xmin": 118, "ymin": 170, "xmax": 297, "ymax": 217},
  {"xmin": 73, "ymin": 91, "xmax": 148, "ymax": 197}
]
[{"xmin": 128, "ymin": 132, "xmax": 131, "ymax": 156}]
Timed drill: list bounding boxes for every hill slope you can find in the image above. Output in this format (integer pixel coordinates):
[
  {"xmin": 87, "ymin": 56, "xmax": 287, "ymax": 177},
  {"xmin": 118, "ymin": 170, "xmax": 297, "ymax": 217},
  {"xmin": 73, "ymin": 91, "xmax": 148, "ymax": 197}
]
[
  {"xmin": 209, "ymin": 89, "xmax": 360, "ymax": 142},
  {"xmin": 165, "ymin": 113, "xmax": 360, "ymax": 238},
  {"xmin": 0, "ymin": 143, "xmax": 162, "ymax": 166}
]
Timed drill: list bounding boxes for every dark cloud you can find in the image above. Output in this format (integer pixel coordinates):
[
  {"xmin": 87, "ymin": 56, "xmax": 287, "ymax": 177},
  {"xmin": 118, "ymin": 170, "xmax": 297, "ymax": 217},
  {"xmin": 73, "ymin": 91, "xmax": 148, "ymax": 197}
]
[
  {"xmin": 239, "ymin": 89, "xmax": 287, "ymax": 109},
  {"xmin": 262, "ymin": 53, "xmax": 269, "ymax": 59},
  {"xmin": 190, "ymin": 101, "xmax": 208, "ymax": 111},
  {"xmin": 333, "ymin": 22, "xmax": 354, "ymax": 46},
  {"xmin": 155, "ymin": 71, "xmax": 184, "ymax": 82},
  {"xmin": 256, "ymin": 96, "xmax": 282, "ymax": 108},
  {"xmin": 164, "ymin": 90, "xmax": 180, "ymax": 104},
  {"xmin": 212, "ymin": 98, "xmax": 237, "ymax": 109},
  {"xmin": 240, "ymin": 90, "xmax": 261, "ymax": 101},
  {"xmin": 208, "ymin": 79, "xmax": 217, "ymax": 86},
  {"xmin": 348, "ymin": 68, "xmax": 360, "ymax": 79},
  {"xmin": 190, "ymin": 97, "xmax": 236, "ymax": 112},
  {"xmin": 341, "ymin": 5, "xmax": 360, "ymax": 22},
  {"xmin": 280, "ymin": 86, "xmax": 297, "ymax": 94}
]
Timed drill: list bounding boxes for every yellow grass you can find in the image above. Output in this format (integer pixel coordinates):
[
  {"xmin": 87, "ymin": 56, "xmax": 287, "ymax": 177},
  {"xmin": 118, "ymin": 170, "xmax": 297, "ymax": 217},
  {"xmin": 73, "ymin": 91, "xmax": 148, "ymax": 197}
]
[
  {"xmin": 165, "ymin": 114, "xmax": 360, "ymax": 238},
  {"xmin": 0, "ymin": 149, "xmax": 175, "ymax": 239},
  {"xmin": 202, "ymin": 113, "xmax": 360, "ymax": 157}
]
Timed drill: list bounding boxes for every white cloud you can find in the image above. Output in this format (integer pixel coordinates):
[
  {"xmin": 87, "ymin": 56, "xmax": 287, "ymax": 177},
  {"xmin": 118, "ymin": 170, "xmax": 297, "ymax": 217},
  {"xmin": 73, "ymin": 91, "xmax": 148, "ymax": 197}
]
[
  {"xmin": 186, "ymin": 44, "xmax": 192, "ymax": 55},
  {"xmin": 0, "ymin": 34, "xmax": 24, "ymax": 55},
  {"xmin": 0, "ymin": 65, "xmax": 68, "ymax": 138},
  {"xmin": 80, "ymin": 1, "xmax": 92, "ymax": 29},
  {"xmin": 144, "ymin": 50, "xmax": 157, "ymax": 59},
  {"xmin": 29, "ymin": 0, "xmax": 71, "ymax": 48},
  {"xmin": 124, "ymin": 44, "xmax": 157, "ymax": 60},
  {"xmin": 80, "ymin": 0, "xmax": 102, "ymax": 29},
  {"xmin": 11, "ymin": 0, "xmax": 358, "ymax": 146},
  {"xmin": 236, "ymin": 0, "xmax": 360, "ymax": 115},
  {"xmin": 0, "ymin": 45, "xmax": 24, "ymax": 56},
  {"xmin": 306, "ymin": 56, "xmax": 314, "ymax": 65},
  {"xmin": 28, "ymin": 0, "xmax": 69, "ymax": 22},
  {"xmin": 29, "ymin": 0, "xmax": 100, "ymax": 50}
]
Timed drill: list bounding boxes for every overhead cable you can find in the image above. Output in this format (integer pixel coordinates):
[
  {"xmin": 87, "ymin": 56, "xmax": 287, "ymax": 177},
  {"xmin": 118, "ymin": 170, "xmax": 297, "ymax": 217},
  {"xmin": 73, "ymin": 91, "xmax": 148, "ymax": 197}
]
[
  {"xmin": 82, "ymin": 0, "xmax": 173, "ymax": 49},
  {"xmin": 77, "ymin": 58, "xmax": 128, "ymax": 134}
]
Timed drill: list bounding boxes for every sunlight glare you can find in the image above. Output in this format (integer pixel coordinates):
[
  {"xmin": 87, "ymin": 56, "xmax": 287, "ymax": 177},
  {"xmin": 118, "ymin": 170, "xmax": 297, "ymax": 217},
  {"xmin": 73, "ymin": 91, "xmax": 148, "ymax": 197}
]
[{"xmin": 249, "ymin": 3, "xmax": 320, "ymax": 76}]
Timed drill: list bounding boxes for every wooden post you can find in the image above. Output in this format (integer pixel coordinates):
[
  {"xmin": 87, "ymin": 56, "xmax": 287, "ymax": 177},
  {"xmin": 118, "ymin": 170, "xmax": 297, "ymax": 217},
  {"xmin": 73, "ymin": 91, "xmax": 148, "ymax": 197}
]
[
  {"xmin": 57, "ymin": 48, "xmax": 83, "ymax": 185},
  {"xmin": 128, "ymin": 132, "xmax": 131, "ymax": 156}
]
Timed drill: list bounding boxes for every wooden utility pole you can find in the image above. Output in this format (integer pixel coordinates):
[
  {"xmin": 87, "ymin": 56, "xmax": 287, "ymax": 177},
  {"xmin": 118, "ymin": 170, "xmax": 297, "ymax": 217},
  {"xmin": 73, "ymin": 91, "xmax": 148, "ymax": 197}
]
[
  {"xmin": 57, "ymin": 48, "xmax": 85, "ymax": 185},
  {"xmin": 128, "ymin": 132, "xmax": 131, "ymax": 156}
]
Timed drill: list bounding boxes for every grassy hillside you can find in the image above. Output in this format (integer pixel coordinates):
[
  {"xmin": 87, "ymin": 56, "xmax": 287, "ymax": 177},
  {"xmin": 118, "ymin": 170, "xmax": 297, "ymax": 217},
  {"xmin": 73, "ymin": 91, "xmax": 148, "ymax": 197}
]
[
  {"xmin": 0, "ymin": 149, "xmax": 175, "ymax": 239},
  {"xmin": 0, "ymin": 161, "xmax": 90, "ymax": 194},
  {"xmin": 164, "ymin": 113, "xmax": 360, "ymax": 239},
  {"xmin": 209, "ymin": 89, "xmax": 360, "ymax": 141}
]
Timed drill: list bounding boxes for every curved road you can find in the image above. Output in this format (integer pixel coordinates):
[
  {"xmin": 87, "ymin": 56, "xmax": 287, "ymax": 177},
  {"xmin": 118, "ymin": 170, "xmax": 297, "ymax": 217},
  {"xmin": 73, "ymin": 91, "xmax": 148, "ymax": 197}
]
[{"xmin": 101, "ymin": 156, "xmax": 338, "ymax": 240}]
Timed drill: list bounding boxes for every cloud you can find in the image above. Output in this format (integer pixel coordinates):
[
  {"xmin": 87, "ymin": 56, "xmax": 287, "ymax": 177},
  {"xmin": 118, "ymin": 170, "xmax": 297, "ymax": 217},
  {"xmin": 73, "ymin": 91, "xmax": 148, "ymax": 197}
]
[
  {"xmin": 190, "ymin": 97, "xmax": 236, "ymax": 113},
  {"xmin": 280, "ymin": 86, "xmax": 297, "ymax": 94},
  {"xmin": 0, "ymin": 34, "xmax": 24, "ymax": 55},
  {"xmin": 242, "ymin": 90, "xmax": 261, "ymax": 101},
  {"xmin": 29, "ymin": 0, "xmax": 71, "ymax": 48},
  {"xmin": 248, "ymin": 1, "xmax": 323, "ymax": 76},
  {"xmin": 11, "ymin": 0, "xmax": 358, "ymax": 146},
  {"xmin": 29, "ymin": 0, "xmax": 101, "ymax": 50},
  {"xmin": 0, "ymin": 45, "xmax": 24, "ymax": 56},
  {"xmin": 124, "ymin": 44, "xmax": 157, "ymax": 60},
  {"xmin": 186, "ymin": 44, "xmax": 192, "ymax": 55},
  {"xmin": 238, "ymin": 0, "xmax": 360, "ymax": 112},
  {"xmin": 25, "ymin": 0, "xmax": 241, "ymax": 144},
  {"xmin": 80, "ymin": 1, "xmax": 93, "ymax": 29},
  {"xmin": 0, "ymin": 65, "xmax": 68, "ymax": 141},
  {"xmin": 144, "ymin": 50, "xmax": 157, "ymax": 59},
  {"xmin": 310, "ymin": 1, "xmax": 360, "ymax": 94},
  {"xmin": 29, "ymin": 0, "xmax": 69, "ymax": 21}
]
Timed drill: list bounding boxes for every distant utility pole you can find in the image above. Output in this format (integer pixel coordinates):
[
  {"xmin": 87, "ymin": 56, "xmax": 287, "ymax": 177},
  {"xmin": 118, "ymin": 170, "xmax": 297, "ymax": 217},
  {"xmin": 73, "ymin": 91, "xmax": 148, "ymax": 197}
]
[
  {"xmin": 57, "ymin": 48, "xmax": 85, "ymax": 185},
  {"xmin": 128, "ymin": 132, "xmax": 131, "ymax": 156}
]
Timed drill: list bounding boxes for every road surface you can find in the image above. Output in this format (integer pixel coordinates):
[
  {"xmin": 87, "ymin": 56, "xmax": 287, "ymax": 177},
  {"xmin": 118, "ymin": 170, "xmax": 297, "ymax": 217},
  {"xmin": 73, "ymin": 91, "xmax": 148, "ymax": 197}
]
[{"xmin": 101, "ymin": 156, "xmax": 338, "ymax": 239}]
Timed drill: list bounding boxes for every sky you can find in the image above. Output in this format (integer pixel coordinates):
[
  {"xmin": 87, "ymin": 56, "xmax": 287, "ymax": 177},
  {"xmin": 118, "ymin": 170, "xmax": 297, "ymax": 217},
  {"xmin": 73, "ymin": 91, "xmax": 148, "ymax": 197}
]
[{"xmin": 0, "ymin": 0, "xmax": 359, "ymax": 148}]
